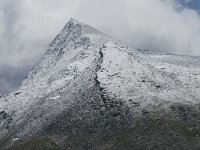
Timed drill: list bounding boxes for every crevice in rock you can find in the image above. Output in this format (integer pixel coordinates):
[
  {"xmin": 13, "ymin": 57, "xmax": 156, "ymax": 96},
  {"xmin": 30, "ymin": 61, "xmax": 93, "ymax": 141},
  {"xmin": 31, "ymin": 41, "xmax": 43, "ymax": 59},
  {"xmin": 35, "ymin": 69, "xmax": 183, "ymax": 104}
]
[{"xmin": 95, "ymin": 45, "xmax": 132, "ymax": 128}]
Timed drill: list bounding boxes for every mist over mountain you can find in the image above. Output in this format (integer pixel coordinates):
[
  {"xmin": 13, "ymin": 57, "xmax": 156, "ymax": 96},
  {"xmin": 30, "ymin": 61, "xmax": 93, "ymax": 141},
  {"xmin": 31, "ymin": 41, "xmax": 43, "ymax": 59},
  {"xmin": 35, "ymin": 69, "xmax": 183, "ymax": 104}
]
[{"xmin": 1, "ymin": 0, "xmax": 200, "ymax": 95}]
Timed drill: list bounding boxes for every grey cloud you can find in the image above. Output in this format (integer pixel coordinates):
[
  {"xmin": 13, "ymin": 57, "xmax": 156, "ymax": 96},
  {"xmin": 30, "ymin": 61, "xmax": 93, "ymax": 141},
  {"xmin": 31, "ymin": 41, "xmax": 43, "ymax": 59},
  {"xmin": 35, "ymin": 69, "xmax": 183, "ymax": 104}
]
[
  {"xmin": 1, "ymin": 0, "xmax": 20, "ymax": 39},
  {"xmin": 0, "ymin": 65, "xmax": 30, "ymax": 94}
]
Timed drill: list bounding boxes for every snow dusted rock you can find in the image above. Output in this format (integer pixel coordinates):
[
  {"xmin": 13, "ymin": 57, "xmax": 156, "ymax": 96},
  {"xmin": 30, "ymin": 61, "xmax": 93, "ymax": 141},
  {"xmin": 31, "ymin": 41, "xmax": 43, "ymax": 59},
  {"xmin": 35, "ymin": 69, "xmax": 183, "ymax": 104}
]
[
  {"xmin": 0, "ymin": 19, "xmax": 200, "ymax": 150},
  {"xmin": 98, "ymin": 42, "xmax": 200, "ymax": 110}
]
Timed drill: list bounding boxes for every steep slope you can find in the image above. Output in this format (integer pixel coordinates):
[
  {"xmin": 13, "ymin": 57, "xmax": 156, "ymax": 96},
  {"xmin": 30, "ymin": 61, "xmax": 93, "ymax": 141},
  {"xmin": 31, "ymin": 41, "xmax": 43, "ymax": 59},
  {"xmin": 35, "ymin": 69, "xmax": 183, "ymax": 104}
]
[
  {"xmin": 0, "ymin": 19, "xmax": 129, "ymax": 149},
  {"xmin": 0, "ymin": 19, "xmax": 200, "ymax": 150}
]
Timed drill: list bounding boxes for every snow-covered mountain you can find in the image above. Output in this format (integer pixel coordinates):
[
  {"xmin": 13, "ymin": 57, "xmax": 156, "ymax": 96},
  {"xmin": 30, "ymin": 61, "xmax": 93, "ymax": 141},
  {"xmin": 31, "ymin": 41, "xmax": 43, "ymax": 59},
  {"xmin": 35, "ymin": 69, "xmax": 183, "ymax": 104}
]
[{"xmin": 1, "ymin": 19, "xmax": 200, "ymax": 150}]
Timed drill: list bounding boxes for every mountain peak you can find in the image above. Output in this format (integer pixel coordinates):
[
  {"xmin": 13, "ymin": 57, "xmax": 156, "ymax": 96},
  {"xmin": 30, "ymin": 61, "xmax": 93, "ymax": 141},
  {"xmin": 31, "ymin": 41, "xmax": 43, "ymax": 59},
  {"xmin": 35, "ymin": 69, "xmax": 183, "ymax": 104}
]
[
  {"xmin": 63, "ymin": 18, "xmax": 80, "ymax": 31},
  {"xmin": 21, "ymin": 18, "xmax": 110, "ymax": 91},
  {"xmin": 68, "ymin": 18, "xmax": 79, "ymax": 24},
  {"xmin": 63, "ymin": 18, "xmax": 107, "ymax": 38}
]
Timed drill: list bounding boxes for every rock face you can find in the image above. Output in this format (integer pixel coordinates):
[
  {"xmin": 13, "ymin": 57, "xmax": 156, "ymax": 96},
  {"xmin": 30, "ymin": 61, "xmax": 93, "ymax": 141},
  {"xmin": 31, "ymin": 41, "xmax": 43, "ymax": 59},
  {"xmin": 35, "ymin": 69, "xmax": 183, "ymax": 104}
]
[{"xmin": 0, "ymin": 19, "xmax": 200, "ymax": 150}]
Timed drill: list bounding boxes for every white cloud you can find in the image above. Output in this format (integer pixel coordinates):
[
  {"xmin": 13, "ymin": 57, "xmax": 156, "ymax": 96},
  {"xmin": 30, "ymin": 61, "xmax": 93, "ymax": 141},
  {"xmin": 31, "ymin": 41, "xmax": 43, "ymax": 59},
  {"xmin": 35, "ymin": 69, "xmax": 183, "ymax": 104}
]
[{"xmin": 77, "ymin": 0, "xmax": 200, "ymax": 55}]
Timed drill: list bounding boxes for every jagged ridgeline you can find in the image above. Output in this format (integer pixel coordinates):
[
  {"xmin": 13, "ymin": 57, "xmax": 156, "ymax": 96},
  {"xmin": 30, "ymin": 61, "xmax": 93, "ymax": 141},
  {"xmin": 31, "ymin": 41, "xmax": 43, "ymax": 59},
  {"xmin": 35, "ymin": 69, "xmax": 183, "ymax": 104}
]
[{"xmin": 0, "ymin": 19, "xmax": 200, "ymax": 150}]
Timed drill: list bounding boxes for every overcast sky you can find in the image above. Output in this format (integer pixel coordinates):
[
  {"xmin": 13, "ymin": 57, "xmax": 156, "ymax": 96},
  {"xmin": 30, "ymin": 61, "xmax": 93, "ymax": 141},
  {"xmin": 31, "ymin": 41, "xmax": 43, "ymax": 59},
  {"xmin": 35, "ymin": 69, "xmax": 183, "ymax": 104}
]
[{"xmin": 0, "ymin": 0, "xmax": 200, "ymax": 94}]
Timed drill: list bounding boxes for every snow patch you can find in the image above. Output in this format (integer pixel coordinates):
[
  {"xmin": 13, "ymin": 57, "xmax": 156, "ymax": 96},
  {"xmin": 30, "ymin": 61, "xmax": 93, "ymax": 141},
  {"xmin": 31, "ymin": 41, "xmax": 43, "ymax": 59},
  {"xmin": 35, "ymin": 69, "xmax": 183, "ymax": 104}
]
[
  {"xmin": 12, "ymin": 138, "xmax": 19, "ymax": 141},
  {"xmin": 50, "ymin": 95, "xmax": 60, "ymax": 100}
]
